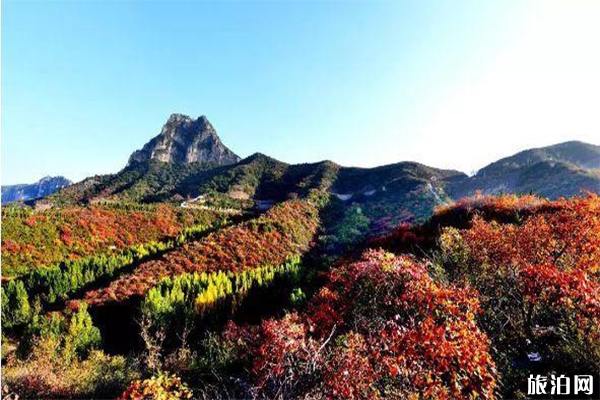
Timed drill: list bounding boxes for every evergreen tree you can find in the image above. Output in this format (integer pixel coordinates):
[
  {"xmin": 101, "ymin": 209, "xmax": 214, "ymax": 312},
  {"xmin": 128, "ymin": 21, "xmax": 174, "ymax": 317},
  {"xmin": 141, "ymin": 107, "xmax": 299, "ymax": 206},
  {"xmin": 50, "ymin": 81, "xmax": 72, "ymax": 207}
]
[
  {"xmin": 1, "ymin": 280, "xmax": 31, "ymax": 328},
  {"xmin": 63, "ymin": 303, "xmax": 101, "ymax": 359}
]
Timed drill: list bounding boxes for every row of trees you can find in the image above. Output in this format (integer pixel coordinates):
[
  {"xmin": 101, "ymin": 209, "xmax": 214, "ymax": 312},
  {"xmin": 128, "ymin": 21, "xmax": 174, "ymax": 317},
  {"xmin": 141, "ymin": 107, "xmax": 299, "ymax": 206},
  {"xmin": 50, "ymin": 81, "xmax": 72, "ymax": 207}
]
[
  {"xmin": 2, "ymin": 196, "xmax": 325, "ymax": 399},
  {"xmin": 142, "ymin": 255, "xmax": 302, "ymax": 329},
  {"xmin": 1, "ymin": 204, "xmax": 220, "ymax": 276},
  {"xmin": 1, "ymin": 223, "xmax": 218, "ymax": 329},
  {"xmin": 1, "ymin": 205, "xmax": 34, "ymax": 218}
]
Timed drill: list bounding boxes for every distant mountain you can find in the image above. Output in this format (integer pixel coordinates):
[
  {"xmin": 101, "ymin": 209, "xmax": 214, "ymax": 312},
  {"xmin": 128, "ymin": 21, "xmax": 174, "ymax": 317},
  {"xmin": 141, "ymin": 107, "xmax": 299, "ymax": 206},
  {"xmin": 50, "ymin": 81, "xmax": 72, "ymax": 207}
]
[
  {"xmin": 128, "ymin": 114, "xmax": 240, "ymax": 166},
  {"xmin": 482, "ymin": 141, "xmax": 600, "ymax": 171},
  {"xmin": 2, "ymin": 176, "xmax": 72, "ymax": 203},
  {"xmin": 449, "ymin": 141, "xmax": 600, "ymax": 199},
  {"xmin": 39, "ymin": 113, "xmax": 599, "ymax": 223}
]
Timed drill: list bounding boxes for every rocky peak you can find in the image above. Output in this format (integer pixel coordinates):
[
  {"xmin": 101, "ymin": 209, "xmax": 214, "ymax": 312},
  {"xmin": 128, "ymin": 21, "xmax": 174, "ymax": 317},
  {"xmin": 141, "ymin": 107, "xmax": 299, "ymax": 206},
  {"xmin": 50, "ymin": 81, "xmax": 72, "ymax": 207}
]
[{"xmin": 128, "ymin": 114, "xmax": 240, "ymax": 166}]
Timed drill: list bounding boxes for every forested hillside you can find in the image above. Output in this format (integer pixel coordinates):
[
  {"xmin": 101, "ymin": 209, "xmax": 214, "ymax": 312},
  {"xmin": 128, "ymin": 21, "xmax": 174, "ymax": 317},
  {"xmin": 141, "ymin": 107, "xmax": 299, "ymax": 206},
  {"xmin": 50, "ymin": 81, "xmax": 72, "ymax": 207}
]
[
  {"xmin": 1, "ymin": 203, "xmax": 225, "ymax": 277},
  {"xmin": 2, "ymin": 190, "xmax": 598, "ymax": 399}
]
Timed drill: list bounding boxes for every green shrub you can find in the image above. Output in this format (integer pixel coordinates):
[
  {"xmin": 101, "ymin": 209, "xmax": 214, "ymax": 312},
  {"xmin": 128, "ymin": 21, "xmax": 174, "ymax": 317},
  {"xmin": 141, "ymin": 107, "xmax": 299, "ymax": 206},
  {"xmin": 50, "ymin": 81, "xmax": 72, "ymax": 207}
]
[
  {"xmin": 63, "ymin": 303, "xmax": 101, "ymax": 360},
  {"xmin": 1, "ymin": 280, "xmax": 31, "ymax": 328},
  {"xmin": 18, "ymin": 302, "xmax": 100, "ymax": 361},
  {"xmin": 119, "ymin": 373, "xmax": 193, "ymax": 400},
  {"xmin": 289, "ymin": 287, "xmax": 306, "ymax": 306}
]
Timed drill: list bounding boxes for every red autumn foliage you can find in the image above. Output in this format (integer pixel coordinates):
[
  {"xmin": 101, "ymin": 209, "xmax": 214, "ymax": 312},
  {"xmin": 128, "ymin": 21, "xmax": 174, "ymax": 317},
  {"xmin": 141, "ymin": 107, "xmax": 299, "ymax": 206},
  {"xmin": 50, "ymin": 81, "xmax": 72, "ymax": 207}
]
[
  {"xmin": 83, "ymin": 199, "xmax": 320, "ymax": 306},
  {"xmin": 435, "ymin": 194, "xmax": 600, "ymax": 396},
  {"xmin": 368, "ymin": 193, "xmax": 563, "ymax": 255},
  {"xmin": 367, "ymin": 221, "xmax": 426, "ymax": 254},
  {"xmin": 455, "ymin": 195, "xmax": 600, "ymax": 327},
  {"xmin": 225, "ymin": 250, "xmax": 497, "ymax": 399},
  {"xmin": 1, "ymin": 204, "xmax": 218, "ymax": 277},
  {"xmin": 236, "ymin": 313, "xmax": 322, "ymax": 392},
  {"xmin": 434, "ymin": 192, "xmax": 553, "ymax": 223},
  {"xmin": 322, "ymin": 332, "xmax": 377, "ymax": 399}
]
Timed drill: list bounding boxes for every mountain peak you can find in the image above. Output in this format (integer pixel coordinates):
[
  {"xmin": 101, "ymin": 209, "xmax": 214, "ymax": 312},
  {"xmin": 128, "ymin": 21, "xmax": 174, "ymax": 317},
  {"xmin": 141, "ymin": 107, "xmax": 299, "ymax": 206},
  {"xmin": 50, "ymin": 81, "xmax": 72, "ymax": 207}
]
[
  {"xmin": 128, "ymin": 114, "xmax": 240, "ymax": 166},
  {"xmin": 165, "ymin": 113, "xmax": 193, "ymax": 124}
]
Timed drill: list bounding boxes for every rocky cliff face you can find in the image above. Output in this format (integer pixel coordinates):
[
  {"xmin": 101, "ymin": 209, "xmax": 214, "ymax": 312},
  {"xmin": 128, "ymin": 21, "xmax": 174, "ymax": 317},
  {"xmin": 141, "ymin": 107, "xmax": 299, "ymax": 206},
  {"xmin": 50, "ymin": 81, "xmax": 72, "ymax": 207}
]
[
  {"xmin": 2, "ymin": 176, "xmax": 72, "ymax": 203},
  {"xmin": 128, "ymin": 114, "xmax": 240, "ymax": 166}
]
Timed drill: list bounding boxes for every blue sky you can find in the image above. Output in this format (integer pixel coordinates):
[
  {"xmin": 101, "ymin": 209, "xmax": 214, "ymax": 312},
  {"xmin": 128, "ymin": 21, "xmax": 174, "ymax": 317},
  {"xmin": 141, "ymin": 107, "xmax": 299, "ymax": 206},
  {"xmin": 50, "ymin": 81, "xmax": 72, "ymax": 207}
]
[{"xmin": 2, "ymin": 1, "xmax": 599, "ymax": 184}]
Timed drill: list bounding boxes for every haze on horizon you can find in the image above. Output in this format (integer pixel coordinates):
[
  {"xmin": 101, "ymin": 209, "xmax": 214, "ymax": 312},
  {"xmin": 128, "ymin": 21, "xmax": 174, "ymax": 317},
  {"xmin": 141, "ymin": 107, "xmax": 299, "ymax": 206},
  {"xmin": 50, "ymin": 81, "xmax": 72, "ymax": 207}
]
[{"xmin": 2, "ymin": 0, "xmax": 599, "ymax": 185}]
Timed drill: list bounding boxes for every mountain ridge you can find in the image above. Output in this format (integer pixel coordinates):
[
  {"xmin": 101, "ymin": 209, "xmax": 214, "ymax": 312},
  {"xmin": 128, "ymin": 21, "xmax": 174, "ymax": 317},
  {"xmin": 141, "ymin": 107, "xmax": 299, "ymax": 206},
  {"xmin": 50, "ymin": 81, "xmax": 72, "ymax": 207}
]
[
  {"xmin": 477, "ymin": 141, "xmax": 600, "ymax": 175},
  {"xmin": 31, "ymin": 114, "xmax": 599, "ymax": 223},
  {"xmin": 2, "ymin": 176, "xmax": 73, "ymax": 203},
  {"xmin": 449, "ymin": 141, "xmax": 600, "ymax": 199}
]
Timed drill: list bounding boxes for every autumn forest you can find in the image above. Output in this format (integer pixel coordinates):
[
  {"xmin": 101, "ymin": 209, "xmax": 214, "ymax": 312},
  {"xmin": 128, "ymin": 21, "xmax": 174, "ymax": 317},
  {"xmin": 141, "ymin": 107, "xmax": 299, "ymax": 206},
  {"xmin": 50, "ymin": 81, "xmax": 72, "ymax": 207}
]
[{"xmin": 1, "ymin": 182, "xmax": 599, "ymax": 399}]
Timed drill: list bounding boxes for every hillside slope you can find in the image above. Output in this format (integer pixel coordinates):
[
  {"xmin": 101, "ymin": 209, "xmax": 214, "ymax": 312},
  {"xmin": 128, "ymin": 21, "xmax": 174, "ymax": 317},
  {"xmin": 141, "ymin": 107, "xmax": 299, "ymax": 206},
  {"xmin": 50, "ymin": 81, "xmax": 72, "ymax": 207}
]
[
  {"xmin": 46, "ymin": 153, "xmax": 464, "ymax": 223},
  {"xmin": 449, "ymin": 141, "xmax": 600, "ymax": 198}
]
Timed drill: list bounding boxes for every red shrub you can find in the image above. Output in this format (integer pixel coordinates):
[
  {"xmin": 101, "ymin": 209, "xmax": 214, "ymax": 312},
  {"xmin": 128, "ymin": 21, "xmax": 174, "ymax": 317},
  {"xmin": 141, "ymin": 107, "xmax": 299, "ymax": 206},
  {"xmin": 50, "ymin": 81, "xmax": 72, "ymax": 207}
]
[
  {"xmin": 226, "ymin": 250, "xmax": 497, "ymax": 399},
  {"xmin": 436, "ymin": 194, "xmax": 600, "ymax": 396}
]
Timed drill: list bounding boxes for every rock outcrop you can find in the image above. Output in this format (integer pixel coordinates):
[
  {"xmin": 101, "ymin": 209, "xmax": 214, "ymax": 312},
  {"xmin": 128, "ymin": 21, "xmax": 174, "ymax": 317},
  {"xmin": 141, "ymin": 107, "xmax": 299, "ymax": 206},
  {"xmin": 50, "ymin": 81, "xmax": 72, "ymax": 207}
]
[{"xmin": 128, "ymin": 114, "xmax": 240, "ymax": 166}]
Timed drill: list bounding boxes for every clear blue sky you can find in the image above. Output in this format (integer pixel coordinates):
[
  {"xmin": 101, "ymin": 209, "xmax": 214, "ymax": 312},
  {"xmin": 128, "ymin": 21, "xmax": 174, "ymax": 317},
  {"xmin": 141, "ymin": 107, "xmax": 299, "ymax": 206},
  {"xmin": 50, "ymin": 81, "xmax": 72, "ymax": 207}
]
[{"xmin": 3, "ymin": 0, "xmax": 599, "ymax": 184}]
